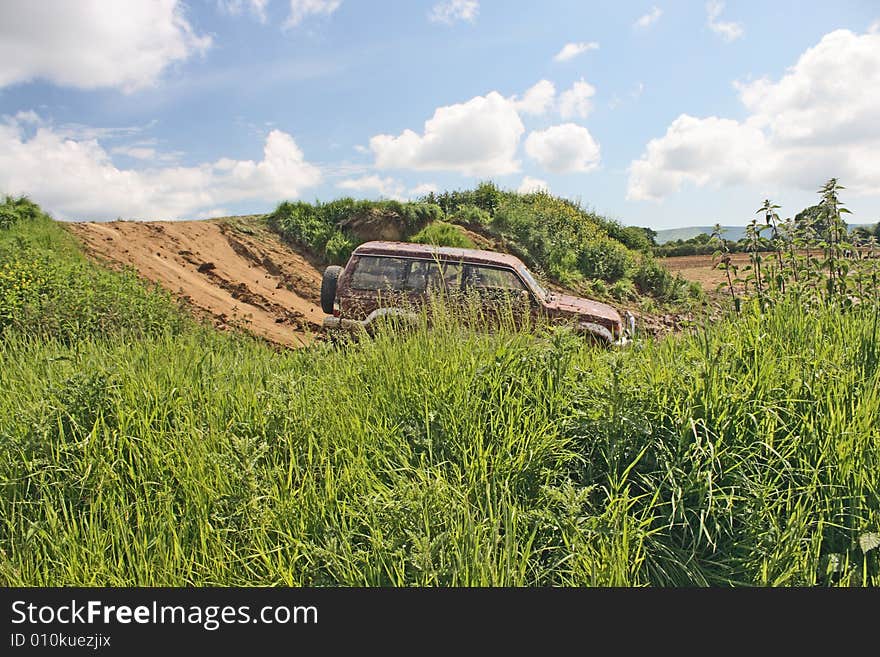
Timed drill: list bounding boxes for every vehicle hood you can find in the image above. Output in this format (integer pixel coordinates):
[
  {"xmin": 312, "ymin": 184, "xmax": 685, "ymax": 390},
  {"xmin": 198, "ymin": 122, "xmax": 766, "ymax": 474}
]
[{"xmin": 543, "ymin": 293, "xmax": 622, "ymax": 324}]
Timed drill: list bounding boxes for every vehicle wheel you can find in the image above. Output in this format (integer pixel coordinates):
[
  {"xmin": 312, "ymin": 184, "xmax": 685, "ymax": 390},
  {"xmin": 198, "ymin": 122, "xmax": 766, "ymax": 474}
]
[
  {"xmin": 579, "ymin": 322, "xmax": 613, "ymax": 347},
  {"xmin": 321, "ymin": 266, "xmax": 343, "ymax": 314}
]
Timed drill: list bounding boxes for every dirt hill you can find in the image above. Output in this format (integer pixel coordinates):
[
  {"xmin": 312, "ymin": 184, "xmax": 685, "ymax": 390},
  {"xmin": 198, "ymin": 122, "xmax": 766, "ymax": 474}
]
[{"xmin": 65, "ymin": 217, "xmax": 324, "ymax": 347}]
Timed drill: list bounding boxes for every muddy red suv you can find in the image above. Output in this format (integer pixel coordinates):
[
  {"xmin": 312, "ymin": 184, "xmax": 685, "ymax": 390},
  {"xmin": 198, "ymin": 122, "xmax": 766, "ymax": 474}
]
[{"xmin": 321, "ymin": 241, "xmax": 633, "ymax": 345}]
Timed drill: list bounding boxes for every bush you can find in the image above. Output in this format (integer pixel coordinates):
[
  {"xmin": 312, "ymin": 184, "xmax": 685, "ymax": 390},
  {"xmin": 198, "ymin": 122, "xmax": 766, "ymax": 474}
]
[
  {"xmin": 610, "ymin": 278, "xmax": 636, "ymax": 300},
  {"xmin": 576, "ymin": 238, "xmax": 634, "ymax": 283},
  {"xmin": 0, "ymin": 195, "xmax": 43, "ymax": 230},
  {"xmin": 633, "ymin": 255, "xmax": 696, "ymax": 302},
  {"xmin": 268, "ymin": 201, "xmax": 334, "ymax": 254},
  {"xmin": 267, "ymin": 199, "xmax": 443, "ymax": 258},
  {"xmin": 409, "ymin": 222, "xmax": 475, "ymax": 249},
  {"xmin": 449, "ymin": 204, "xmax": 490, "ymax": 226},
  {"xmin": 324, "ymin": 231, "xmax": 355, "ymax": 265}
]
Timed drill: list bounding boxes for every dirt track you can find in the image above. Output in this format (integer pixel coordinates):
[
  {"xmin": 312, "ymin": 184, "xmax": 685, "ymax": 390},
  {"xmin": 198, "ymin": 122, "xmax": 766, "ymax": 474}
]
[{"xmin": 66, "ymin": 218, "xmax": 325, "ymax": 347}]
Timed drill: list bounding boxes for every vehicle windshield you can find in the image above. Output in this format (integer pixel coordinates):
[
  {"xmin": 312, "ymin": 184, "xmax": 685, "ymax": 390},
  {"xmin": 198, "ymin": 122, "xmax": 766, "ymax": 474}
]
[{"xmin": 518, "ymin": 265, "xmax": 548, "ymax": 301}]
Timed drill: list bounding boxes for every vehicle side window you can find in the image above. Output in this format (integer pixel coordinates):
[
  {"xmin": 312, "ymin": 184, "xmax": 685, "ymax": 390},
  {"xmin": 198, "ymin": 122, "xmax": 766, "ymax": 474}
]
[
  {"xmin": 349, "ymin": 256, "xmax": 408, "ymax": 291},
  {"xmin": 406, "ymin": 260, "xmax": 463, "ymax": 293},
  {"xmin": 431, "ymin": 262, "xmax": 462, "ymax": 292},
  {"xmin": 404, "ymin": 260, "xmax": 431, "ymax": 292},
  {"xmin": 464, "ymin": 266, "xmax": 526, "ymax": 292}
]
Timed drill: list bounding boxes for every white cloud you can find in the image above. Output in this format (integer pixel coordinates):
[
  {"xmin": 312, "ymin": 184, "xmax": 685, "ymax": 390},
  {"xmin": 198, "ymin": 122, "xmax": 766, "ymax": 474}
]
[
  {"xmin": 410, "ymin": 183, "xmax": 439, "ymax": 196},
  {"xmin": 112, "ymin": 146, "xmax": 161, "ymax": 161},
  {"xmin": 517, "ymin": 176, "xmax": 549, "ymax": 194},
  {"xmin": 218, "ymin": 0, "xmax": 269, "ymax": 22},
  {"xmin": 12, "ymin": 110, "xmax": 41, "ymax": 125},
  {"xmin": 429, "ymin": 0, "xmax": 479, "ymax": 25},
  {"xmin": 553, "ymin": 41, "xmax": 600, "ymax": 62},
  {"xmin": 284, "ymin": 0, "xmax": 342, "ymax": 29},
  {"xmin": 627, "ymin": 115, "xmax": 769, "ymax": 200},
  {"xmin": 110, "ymin": 141, "xmax": 182, "ymax": 163},
  {"xmin": 870, "ymin": 20, "xmax": 879, "ymax": 34},
  {"xmin": 559, "ymin": 79, "xmax": 596, "ymax": 119},
  {"xmin": 706, "ymin": 1, "xmax": 743, "ymax": 42},
  {"xmin": 337, "ymin": 175, "xmax": 405, "ymax": 200},
  {"xmin": 196, "ymin": 207, "xmax": 231, "ymax": 219},
  {"xmin": 627, "ymin": 29, "xmax": 880, "ymax": 200},
  {"xmin": 633, "ymin": 81, "xmax": 645, "ymax": 100},
  {"xmin": 634, "ymin": 7, "xmax": 663, "ymax": 30},
  {"xmin": 525, "ymin": 124, "xmax": 601, "ymax": 173},
  {"xmin": 336, "ymin": 176, "xmax": 439, "ymax": 200},
  {"xmin": 370, "ymin": 91, "xmax": 525, "ymax": 176},
  {"xmin": 0, "ymin": 114, "xmax": 321, "ymax": 220},
  {"xmin": 512, "ymin": 80, "xmax": 556, "ymax": 116},
  {"xmin": 0, "ymin": 0, "xmax": 211, "ymax": 92}
]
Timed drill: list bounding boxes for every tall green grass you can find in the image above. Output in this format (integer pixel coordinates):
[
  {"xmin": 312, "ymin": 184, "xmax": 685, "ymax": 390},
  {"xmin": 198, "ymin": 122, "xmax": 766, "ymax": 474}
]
[
  {"xmin": 1, "ymin": 197, "xmax": 877, "ymax": 586},
  {"xmin": 0, "ymin": 206, "xmax": 187, "ymax": 341},
  {"xmin": 2, "ymin": 297, "xmax": 877, "ymax": 585}
]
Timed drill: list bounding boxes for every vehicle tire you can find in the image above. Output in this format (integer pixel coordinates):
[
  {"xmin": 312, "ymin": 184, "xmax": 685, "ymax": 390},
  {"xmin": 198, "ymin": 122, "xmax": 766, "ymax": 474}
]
[
  {"xmin": 579, "ymin": 322, "xmax": 613, "ymax": 346},
  {"xmin": 321, "ymin": 266, "xmax": 343, "ymax": 314}
]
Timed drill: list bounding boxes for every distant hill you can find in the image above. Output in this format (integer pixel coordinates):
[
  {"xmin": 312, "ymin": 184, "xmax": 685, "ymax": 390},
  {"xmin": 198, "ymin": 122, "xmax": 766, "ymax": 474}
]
[
  {"xmin": 655, "ymin": 223, "xmax": 877, "ymax": 245},
  {"xmin": 654, "ymin": 226, "xmax": 746, "ymax": 244}
]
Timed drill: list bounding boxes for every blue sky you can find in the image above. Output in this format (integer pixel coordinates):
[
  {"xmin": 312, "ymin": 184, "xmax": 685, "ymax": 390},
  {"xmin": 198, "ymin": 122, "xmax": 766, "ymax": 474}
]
[{"xmin": 1, "ymin": 1, "xmax": 878, "ymax": 230}]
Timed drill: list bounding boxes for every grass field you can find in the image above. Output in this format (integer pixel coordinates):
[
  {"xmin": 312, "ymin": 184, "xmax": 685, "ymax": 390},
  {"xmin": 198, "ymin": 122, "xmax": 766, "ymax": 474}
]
[{"xmin": 1, "ymin": 198, "xmax": 878, "ymax": 586}]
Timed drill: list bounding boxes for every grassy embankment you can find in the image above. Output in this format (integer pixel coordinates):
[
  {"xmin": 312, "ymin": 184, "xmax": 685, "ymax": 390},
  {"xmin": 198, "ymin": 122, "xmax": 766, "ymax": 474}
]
[{"xmin": 265, "ymin": 183, "xmax": 703, "ymax": 309}]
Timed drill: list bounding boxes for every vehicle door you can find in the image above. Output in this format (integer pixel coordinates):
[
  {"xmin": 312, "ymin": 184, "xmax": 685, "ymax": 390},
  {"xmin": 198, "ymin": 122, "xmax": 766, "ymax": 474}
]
[
  {"xmin": 461, "ymin": 264, "xmax": 532, "ymax": 328},
  {"xmin": 339, "ymin": 255, "xmax": 411, "ymax": 320}
]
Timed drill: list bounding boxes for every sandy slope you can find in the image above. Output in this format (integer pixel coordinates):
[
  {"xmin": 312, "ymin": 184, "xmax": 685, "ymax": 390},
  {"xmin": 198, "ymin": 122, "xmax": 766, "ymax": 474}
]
[{"xmin": 66, "ymin": 217, "xmax": 325, "ymax": 347}]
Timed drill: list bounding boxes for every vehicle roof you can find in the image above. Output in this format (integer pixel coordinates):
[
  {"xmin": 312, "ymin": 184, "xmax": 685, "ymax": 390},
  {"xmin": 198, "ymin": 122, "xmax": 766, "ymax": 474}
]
[{"xmin": 351, "ymin": 241, "xmax": 527, "ymax": 269}]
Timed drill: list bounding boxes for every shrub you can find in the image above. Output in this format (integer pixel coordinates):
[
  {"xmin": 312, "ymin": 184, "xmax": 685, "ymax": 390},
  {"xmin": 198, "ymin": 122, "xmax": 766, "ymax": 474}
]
[
  {"xmin": 324, "ymin": 231, "xmax": 355, "ymax": 265},
  {"xmin": 576, "ymin": 238, "xmax": 634, "ymax": 282},
  {"xmin": 409, "ymin": 222, "xmax": 475, "ymax": 249},
  {"xmin": 0, "ymin": 195, "xmax": 44, "ymax": 230},
  {"xmin": 633, "ymin": 254, "xmax": 693, "ymax": 301},
  {"xmin": 610, "ymin": 278, "xmax": 636, "ymax": 301},
  {"xmin": 449, "ymin": 204, "xmax": 490, "ymax": 226},
  {"xmin": 268, "ymin": 201, "xmax": 334, "ymax": 253}
]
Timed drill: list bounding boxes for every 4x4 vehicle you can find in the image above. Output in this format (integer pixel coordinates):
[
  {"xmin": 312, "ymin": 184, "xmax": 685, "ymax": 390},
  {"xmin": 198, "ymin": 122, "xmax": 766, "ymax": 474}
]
[{"xmin": 321, "ymin": 241, "xmax": 634, "ymax": 345}]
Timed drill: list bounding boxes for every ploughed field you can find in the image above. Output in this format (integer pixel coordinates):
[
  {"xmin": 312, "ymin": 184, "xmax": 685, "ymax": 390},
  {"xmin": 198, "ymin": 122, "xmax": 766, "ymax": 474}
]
[{"xmin": 659, "ymin": 253, "xmax": 753, "ymax": 293}]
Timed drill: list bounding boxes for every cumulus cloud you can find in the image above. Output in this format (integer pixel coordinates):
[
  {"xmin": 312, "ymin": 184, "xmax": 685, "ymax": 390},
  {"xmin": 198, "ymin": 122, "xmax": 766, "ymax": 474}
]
[
  {"xmin": 525, "ymin": 124, "xmax": 600, "ymax": 173},
  {"xmin": 370, "ymin": 91, "xmax": 525, "ymax": 176},
  {"xmin": 517, "ymin": 176, "xmax": 549, "ymax": 194},
  {"xmin": 337, "ymin": 175, "xmax": 405, "ymax": 200},
  {"xmin": 511, "ymin": 80, "xmax": 556, "ymax": 116},
  {"xmin": 634, "ymin": 7, "xmax": 663, "ymax": 30},
  {"xmin": 0, "ymin": 114, "xmax": 321, "ymax": 220},
  {"xmin": 284, "ymin": 0, "xmax": 341, "ymax": 29},
  {"xmin": 559, "ymin": 79, "xmax": 596, "ymax": 119},
  {"xmin": 627, "ymin": 29, "xmax": 880, "ymax": 200},
  {"xmin": 217, "ymin": 0, "xmax": 269, "ymax": 22},
  {"xmin": 337, "ymin": 176, "xmax": 439, "ymax": 200},
  {"xmin": 110, "ymin": 141, "xmax": 183, "ymax": 163},
  {"xmin": 410, "ymin": 183, "xmax": 439, "ymax": 196},
  {"xmin": 706, "ymin": 1, "xmax": 743, "ymax": 42},
  {"xmin": 429, "ymin": 0, "xmax": 479, "ymax": 24},
  {"xmin": 553, "ymin": 41, "xmax": 599, "ymax": 62},
  {"xmin": 0, "ymin": 0, "xmax": 211, "ymax": 92}
]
